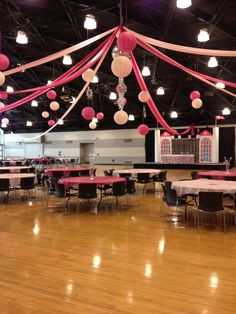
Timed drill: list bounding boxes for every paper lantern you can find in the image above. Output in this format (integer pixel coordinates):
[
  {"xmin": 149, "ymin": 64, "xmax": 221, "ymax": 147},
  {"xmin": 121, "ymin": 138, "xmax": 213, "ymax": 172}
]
[
  {"xmin": 117, "ymin": 96, "xmax": 127, "ymax": 107},
  {"xmin": 46, "ymin": 90, "xmax": 57, "ymax": 100},
  {"xmin": 82, "ymin": 69, "xmax": 95, "ymax": 82},
  {"xmin": 137, "ymin": 124, "xmax": 149, "ymax": 136},
  {"xmin": 89, "ymin": 121, "xmax": 97, "ymax": 129},
  {"xmin": 138, "ymin": 91, "xmax": 150, "ymax": 103},
  {"xmin": 116, "ymin": 82, "xmax": 127, "ymax": 95},
  {"xmin": 111, "ymin": 46, "xmax": 121, "ymax": 59},
  {"xmin": 192, "ymin": 98, "xmax": 203, "ymax": 109},
  {"xmin": 111, "ymin": 56, "xmax": 132, "ymax": 78},
  {"xmin": 190, "ymin": 90, "xmax": 200, "ymax": 100},
  {"xmin": 96, "ymin": 112, "xmax": 104, "ymax": 120},
  {"xmin": 117, "ymin": 32, "xmax": 137, "ymax": 52},
  {"xmin": 42, "ymin": 111, "xmax": 49, "ymax": 118},
  {"xmin": 0, "ymin": 54, "xmax": 10, "ymax": 70},
  {"xmin": 82, "ymin": 106, "xmax": 95, "ymax": 120},
  {"xmin": 0, "ymin": 71, "xmax": 5, "ymax": 86},
  {"xmin": 113, "ymin": 110, "xmax": 128, "ymax": 125},
  {"xmin": 48, "ymin": 119, "xmax": 55, "ymax": 127},
  {"xmin": 0, "ymin": 102, "xmax": 5, "ymax": 109},
  {"xmin": 2, "ymin": 118, "xmax": 9, "ymax": 125},
  {"xmin": 50, "ymin": 101, "xmax": 60, "ymax": 111},
  {"xmin": 0, "ymin": 92, "xmax": 7, "ymax": 99}
]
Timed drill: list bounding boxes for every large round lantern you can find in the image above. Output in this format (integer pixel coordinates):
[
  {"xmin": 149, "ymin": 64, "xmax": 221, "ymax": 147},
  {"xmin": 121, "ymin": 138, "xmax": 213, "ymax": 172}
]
[
  {"xmin": 190, "ymin": 90, "xmax": 200, "ymax": 101},
  {"xmin": 48, "ymin": 119, "xmax": 55, "ymax": 127},
  {"xmin": 46, "ymin": 90, "xmax": 57, "ymax": 100},
  {"xmin": 117, "ymin": 32, "xmax": 137, "ymax": 52},
  {"xmin": 89, "ymin": 121, "xmax": 97, "ymax": 129},
  {"xmin": 111, "ymin": 56, "xmax": 132, "ymax": 78},
  {"xmin": 137, "ymin": 124, "xmax": 149, "ymax": 136},
  {"xmin": 192, "ymin": 98, "xmax": 203, "ymax": 109},
  {"xmin": 0, "ymin": 91, "xmax": 7, "ymax": 99},
  {"xmin": 0, "ymin": 71, "xmax": 5, "ymax": 86},
  {"xmin": 96, "ymin": 112, "xmax": 104, "ymax": 120},
  {"xmin": 42, "ymin": 111, "xmax": 49, "ymax": 118},
  {"xmin": 113, "ymin": 110, "xmax": 128, "ymax": 125},
  {"xmin": 82, "ymin": 106, "xmax": 95, "ymax": 120},
  {"xmin": 82, "ymin": 69, "xmax": 95, "ymax": 82},
  {"xmin": 138, "ymin": 91, "xmax": 150, "ymax": 103},
  {"xmin": 2, "ymin": 118, "xmax": 9, "ymax": 125},
  {"xmin": 50, "ymin": 101, "xmax": 60, "ymax": 111},
  {"xmin": 0, "ymin": 102, "xmax": 5, "ymax": 109},
  {"xmin": 0, "ymin": 54, "xmax": 10, "ymax": 70}
]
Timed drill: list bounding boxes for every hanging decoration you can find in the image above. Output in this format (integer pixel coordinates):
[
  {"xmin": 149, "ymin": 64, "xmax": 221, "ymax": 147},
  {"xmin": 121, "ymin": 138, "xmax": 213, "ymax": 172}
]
[
  {"xmin": 82, "ymin": 106, "xmax": 95, "ymax": 120},
  {"xmin": 2, "ymin": 117, "xmax": 9, "ymax": 125},
  {"xmin": 89, "ymin": 121, "xmax": 97, "ymax": 129},
  {"xmin": 96, "ymin": 112, "xmax": 104, "ymax": 120},
  {"xmin": 0, "ymin": 71, "xmax": 5, "ymax": 86},
  {"xmin": 117, "ymin": 31, "xmax": 137, "ymax": 52},
  {"xmin": 138, "ymin": 91, "xmax": 150, "ymax": 103},
  {"xmin": 190, "ymin": 90, "xmax": 200, "ymax": 100},
  {"xmin": 42, "ymin": 111, "xmax": 49, "ymax": 118},
  {"xmin": 47, "ymin": 90, "xmax": 57, "ymax": 100},
  {"xmin": 0, "ymin": 91, "xmax": 7, "ymax": 99},
  {"xmin": 50, "ymin": 101, "xmax": 60, "ymax": 111},
  {"xmin": 191, "ymin": 98, "xmax": 203, "ymax": 109},
  {"xmin": 0, "ymin": 54, "xmax": 10, "ymax": 70},
  {"xmin": 113, "ymin": 110, "xmax": 128, "ymax": 125},
  {"xmin": 0, "ymin": 102, "xmax": 5, "ymax": 108},
  {"xmin": 137, "ymin": 124, "xmax": 149, "ymax": 136},
  {"xmin": 48, "ymin": 119, "xmax": 55, "ymax": 126},
  {"xmin": 82, "ymin": 68, "xmax": 96, "ymax": 82},
  {"xmin": 111, "ymin": 55, "xmax": 132, "ymax": 78}
]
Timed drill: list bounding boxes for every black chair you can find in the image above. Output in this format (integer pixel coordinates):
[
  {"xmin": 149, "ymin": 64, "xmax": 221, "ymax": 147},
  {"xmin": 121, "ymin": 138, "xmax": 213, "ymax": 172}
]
[
  {"xmin": 191, "ymin": 171, "xmax": 198, "ymax": 180},
  {"xmin": 0, "ymin": 178, "xmax": 11, "ymax": 202},
  {"xmin": 29, "ymin": 167, "xmax": 36, "ymax": 173},
  {"xmin": 98, "ymin": 171, "xmax": 113, "ymax": 196},
  {"xmin": 15, "ymin": 161, "xmax": 22, "ymax": 166},
  {"xmin": 77, "ymin": 183, "xmax": 97, "ymax": 213},
  {"xmin": 69, "ymin": 170, "xmax": 81, "ymax": 177},
  {"xmin": 112, "ymin": 181, "xmax": 127, "ymax": 208},
  {"xmin": 51, "ymin": 171, "xmax": 64, "ymax": 178},
  {"xmin": 19, "ymin": 177, "xmax": 35, "ymax": 201},
  {"xmin": 0, "ymin": 169, "xmax": 10, "ymax": 174},
  {"xmin": 164, "ymin": 180, "xmax": 172, "ymax": 189},
  {"xmin": 104, "ymin": 170, "xmax": 112, "ymax": 176},
  {"xmin": 79, "ymin": 169, "xmax": 90, "ymax": 176},
  {"xmin": 225, "ymin": 176, "xmax": 236, "ymax": 181},
  {"xmin": 165, "ymin": 188, "xmax": 188, "ymax": 220},
  {"xmin": 4, "ymin": 161, "xmax": 10, "ymax": 167},
  {"xmin": 153, "ymin": 171, "xmax": 167, "ymax": 192},
  {"xmin": 136, "ymin": 173, "xmax": 153, "ymax": 194},
  {"xmin": 197, "ymin": 192, "xmax": 225, "ymax": 231},
  {"xmin": 20, "ymin": 168, "xmax": 29, "ymax": 173},
  {"xmin": 224, "ymin": 192, "xmax": 236, "ymax": 225}
]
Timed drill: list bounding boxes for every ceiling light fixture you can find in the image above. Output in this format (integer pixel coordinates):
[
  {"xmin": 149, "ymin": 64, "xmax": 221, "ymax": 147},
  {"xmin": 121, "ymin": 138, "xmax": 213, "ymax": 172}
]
[
  {"xmin": 128, "ymin": 114, "xmax": 135, "ymax": 121},
  {"xmin": 216, "ymin": 82, "xmax": 225, "ymax": 89},
  {"xmin": 62, "ymin": 55, "xmax": 72, "ymax": 65},
  {"xmin": 47, "ymin": 80, "xmax": 53, "ymax": 85},
  {"xmin": 176, "ymin": 0, "xmax": 192, "ymax": 9},
  {"xmin": 57, "ymin": 119, "xmax": 64, "ymax": 125},
  {"xmin": 208, "ymin": 57, "xmax": 218, "ymax": 68},
  {"xmin": 6, "ymin": 85, "xmax": 14, "ymax": 92},
  {"xmin": 156, "ymin": 86, "xmax": 165, "ymax": 95},
  {"xmin": 1, "ymin": 123, "xmax": 7, "ymax": 128},
  {"xmin": 141, "ymin": 66, "xmax": 150, "ymax": 77},
  {"xmin": 84, "ymin": 14, "xmax": 97, "ymax": 30},
  {"xmin": 109, "ymin": 92, "xmax": 117, "ymax": 100},
  {"xmin": 222, "ymin": 107, "xmax": 230, "ymax": 115},
  {"xmin": 170, "ymin": 111, "xmax": 178, "ymax": 118},
  {"xmin": 91, "ymin": 75, "xmax": 99, "ymax": 83},
  {"xmin": 26, "ymin": 121, "xmax": 33, "ymax": 126},
  {"xmin": 16, "ymin": 31, "xmax": 28, "ymax": 44},
  {"xmin": 31, "ymin": 100, "xmax": 38, "ymax": 107},
  {"xmin": 197, "ymin": 29, "xmax": 210, "ymax": 42}
]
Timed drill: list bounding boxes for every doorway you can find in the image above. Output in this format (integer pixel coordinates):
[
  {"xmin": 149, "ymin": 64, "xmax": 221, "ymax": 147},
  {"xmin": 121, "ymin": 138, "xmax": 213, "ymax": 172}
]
[{"xmin": 80, "ymin": 143, "xmax": 94, "ymax": 164}]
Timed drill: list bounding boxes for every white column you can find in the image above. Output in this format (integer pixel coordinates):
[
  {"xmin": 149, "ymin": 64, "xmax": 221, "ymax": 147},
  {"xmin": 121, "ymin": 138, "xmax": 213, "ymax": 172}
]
[
  {"xmin": 154, "ymin": 129, "xmax": 161, "ymax": 162},
  {"xmin": 212, "ymin": 126, "xmax": 219, "ymax": 163}
]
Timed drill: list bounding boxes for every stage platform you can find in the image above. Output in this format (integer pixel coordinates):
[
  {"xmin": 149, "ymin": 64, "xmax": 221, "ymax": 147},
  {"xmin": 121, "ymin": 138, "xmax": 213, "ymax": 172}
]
[{"xmin": 133, "ymin": 162, "xmax": 227, "ymax": 170}]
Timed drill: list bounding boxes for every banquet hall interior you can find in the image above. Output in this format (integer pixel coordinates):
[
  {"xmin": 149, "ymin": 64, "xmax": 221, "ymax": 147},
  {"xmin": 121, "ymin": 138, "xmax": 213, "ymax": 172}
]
[{"xmin": 1, "ymin": 0, "xmax": 236, "ymax": 313}]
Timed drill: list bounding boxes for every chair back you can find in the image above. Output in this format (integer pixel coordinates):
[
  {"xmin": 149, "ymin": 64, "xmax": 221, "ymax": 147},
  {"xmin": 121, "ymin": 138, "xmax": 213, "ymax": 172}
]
[
  {"xmin": 225, "ymin": 176, "xmax": 236, "ymax": 181},
  {"xmin": 54, "ymin": 181, "xmax": 66, "ymax": 198},
  {"xmin": 51, "ymin": 171, "xmax": 64, "ymax": 178},
  {"xmin": 198, "ymin": 192, "xmax": 224, "ymax": 212},
  {"xmin": 165, "ymin": 188, "xmax": 178, "ymax": 206},
  {"xmin": 15, "ymin": 161, "xmax": 22, "ymax": 166},
  {"xmin": 112, "ymin": 181, "xmax": 126, "ymax": 197},
  {"xmin": 137, "ymin": 173, "xmax": 150, "ymax": 183},
  {"xmin": 4, "ymin": 161, "xmax": 10, "ymax": 166},
  {"xmin": 191, "ymin": 171, "xmax": 198, "ymax": 180},
  {"xmin": 104, "ymin": 170, "xmax": 111, "ymax": 176},
  {"xmin": 70, "ymin": 171, "xmax": 80, "ymax": 177},
  {"xmin": 0, "ymin": 178, "xmax": 10, "ymax": 191},
  {"xmin": 78, "ymin": 183, "xmax": 97, "ymax": 199},
  {"xmin": 20, "ymin": 177, "xmax": 35, "ymax": 190},
  {"xmin": 20, "ymin": 168, "xmax": 29, "ymax": 173},
  {"xmin": 164, "ymin": 181, "xmax": 172, "ymax": 188},
  {"xmin": 0, "ymin": 169, "xmax": 10, "ymax": 174},
  {"xmin": 79, "ymin": 169, "xmax": 90, "ymax": 176},
  {"xmin": 29, "ymin": 167, "xmax": 36, "ymax": 173}
]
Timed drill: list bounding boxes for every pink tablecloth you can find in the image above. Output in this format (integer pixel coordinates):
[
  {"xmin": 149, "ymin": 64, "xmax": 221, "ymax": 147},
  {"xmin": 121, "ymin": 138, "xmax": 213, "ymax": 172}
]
[
  {"xmin": 44, "ymin": 167, "xmax": 89, "ymax": 177},
  {"xmin": 197, "ymin": 171, "xmax": 236, "ymax": 180},
  {"xmin": 59, "ymin": 176, "xmax": 126, "ymax": 189}
]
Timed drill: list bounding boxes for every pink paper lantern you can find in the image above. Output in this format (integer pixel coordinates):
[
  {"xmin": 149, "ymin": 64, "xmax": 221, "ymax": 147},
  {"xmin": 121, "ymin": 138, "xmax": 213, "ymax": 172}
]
[
  {"xmin": 137, "ymin": 124, "xmax": 149, "ymax": 136},
  {"xmin": 50, "ymin": 101, "xmax": 60, "ymax": 111},
  {"xmin": 0, "ymin": 71, "xmax": 6, "ymax": 86},
  {"xmin": 192, "ymin": 98, "xmax": 203, "ymax": 109},
  {"xmin": 111, "ymin": 56, "xmax": 132, "ymax": 78},
  {"xmin": 117, "ymin": 32, "xmax": 137, "ymax": 52},
  {"xmin": 0, "ymin": 54, "xmax": 10, "ymax": 70},
  {"xmin": 46, "ymin": 90, "xmax": 57, "ymax": 100},
  {"xmin": 82, "ymin": 106, "xmax": 95, "ymax": 120},
  {"xmin": 0, "ymin": 91, "xmax": 8, "ymax": 99},
  {"xmin": 42, "ymin": 111, "xmax": 49, "ymax": 118},
  {"xmin": 96, "ymin": 112, "xmax": 104, "ymax": 120},
  {"xmin": 138, "ymin": 91, "xmax": 150, "ymax": 103},
  {"xmin": 190, "ymin": 90, "xmax": 201, "ymax": 100},
  {"xmin": 48, "ymin": 119, "xmax": 55, "ymax": 127},
  {"xmin": 113, "ymin": 110, "xmax": 128, "ymax": 125}
]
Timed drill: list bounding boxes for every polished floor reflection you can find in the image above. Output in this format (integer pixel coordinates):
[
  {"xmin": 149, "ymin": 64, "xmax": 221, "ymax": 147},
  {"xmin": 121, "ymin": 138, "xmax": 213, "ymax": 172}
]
[{"xmin": 0, "ymin": 168, "xmax": 236, "ymax": 313}]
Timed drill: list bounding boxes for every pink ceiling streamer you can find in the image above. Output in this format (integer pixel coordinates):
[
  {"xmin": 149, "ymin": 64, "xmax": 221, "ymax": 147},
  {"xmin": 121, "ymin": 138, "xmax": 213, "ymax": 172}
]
[
  {"xmin": 137, "ymin": 38, "xmax": 236, "ymax": 98},
  {"xmin": 130, "ymin": 52, "xmax": 194, "ymax": 135},
  {"xmin": 0, "ymin": 30, "xmax": 118, "ymax": 114}
]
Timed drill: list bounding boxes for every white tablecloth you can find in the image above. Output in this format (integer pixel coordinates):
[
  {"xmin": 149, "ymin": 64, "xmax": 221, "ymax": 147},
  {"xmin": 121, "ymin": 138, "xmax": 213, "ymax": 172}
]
[
  {"xmin": 113, "ymin": 168, "xmax": 160, "ymax": 177},
  {"xmin": 172, "ymin": 178, "xmax": 236, "ymax": 196},
  {"xmin": 0, "ymin": 166, "xmax": 31, "ymax": 173},
  {"xmin": 0, "ymin": 173, "xmax": 36, "ymax": 187}
]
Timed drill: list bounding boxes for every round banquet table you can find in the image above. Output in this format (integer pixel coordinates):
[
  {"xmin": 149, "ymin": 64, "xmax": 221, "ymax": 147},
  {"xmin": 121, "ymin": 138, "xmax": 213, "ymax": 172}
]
[
  {"xmin": 172, "ymin": 178, "xmax": 236, "ymax": 196},
  {"xmin": 113, "ymin": 168, "xmax": 160, "ymax": 176},
  {"xmin": 0, "ymin": 166, "xmax": 31, "ymax": 173},
  {"xmin": 44, "ymin": 167, "xmax": 89, "ymax": 177},
  {"xmin": 197, "ymin": 171, "xmax": 236, "ymax": 180},
  {"xmin": 0, "ymin": 173, "xmax": 36, "ymax": 187},
  {"xmin": 59, "ymin": 175, "xmax": 126, "ymax": 189}
]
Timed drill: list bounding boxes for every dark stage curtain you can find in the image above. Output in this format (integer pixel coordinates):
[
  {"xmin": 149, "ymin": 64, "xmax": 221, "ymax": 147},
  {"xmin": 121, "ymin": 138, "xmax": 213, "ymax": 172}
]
[
  {"xmin": 145, "ymin": 130, "xmax": 154, "ymax": 162},
  {"xmin": 219, "ymin": 127, "xmax": 235, "ymax": 166}
]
